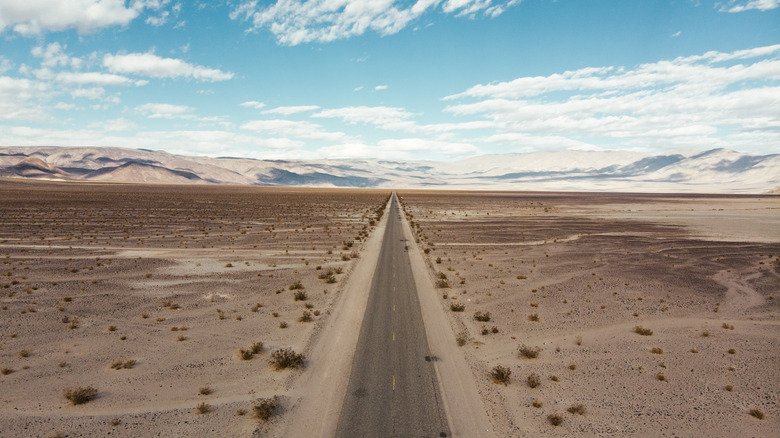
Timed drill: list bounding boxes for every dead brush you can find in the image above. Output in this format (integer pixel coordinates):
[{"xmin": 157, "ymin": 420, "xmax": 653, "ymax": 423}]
[
  {"xmin": 64, "ymin": 386, "xmax": 98, "ymax": 405},
  {"xmin": 253, "ymin": 396, "xmax": 280, "ymax": 422},
  {"xmin": 518, "ymin": 344, "xmax": 540, "ymax": 359},
  {"xmin": 474, "ymin": 311, "xmax": 491, "ymax": 322},
  {"xmin": 270, "ymin": 348, "xmax": 305, "ymax": 370},
  {"xmin": 634, "ymin": 325, "xmax": 653, "ymax": 336},
  {"xmin": 567, "ymin": 403, "xmax": 586, "ymax": 415},
  {"xmin": 526, "ymin": 373, "xmax": 541, "ymax": 388},
  {"xmin": 490, "ymin": 365, "xmax": 512, "ymax": 385}
]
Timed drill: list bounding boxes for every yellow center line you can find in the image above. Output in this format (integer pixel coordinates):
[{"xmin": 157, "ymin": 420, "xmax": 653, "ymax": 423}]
[
  {"xmin": 393, "ymin": 375, "xmax": 395, "ymax": 391},
  {"xmin": 393, "ymin": 332, "xmax": 395, "ymax": 341}
]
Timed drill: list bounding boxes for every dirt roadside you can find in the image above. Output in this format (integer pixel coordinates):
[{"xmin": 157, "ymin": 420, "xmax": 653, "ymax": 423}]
[
  {"xmin": 278, "ymin": 195, "xmax": 392, "ymax": 437},
  {"xmin": 399, "ymin": 196, "xmax": 495, "ymax": 437}
]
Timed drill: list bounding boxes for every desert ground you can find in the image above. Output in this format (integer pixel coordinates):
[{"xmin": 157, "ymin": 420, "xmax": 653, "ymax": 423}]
[
  {"xmin": 398, "ymin": 191, "xmax": 780, "ymax": 437},
  {"xmin": 0, "ymin": 179, "xmax": 390, "ymax": 437},
  {"xmin": 2, "ymin": 181, "xmax": 778, "ymax": 437}
]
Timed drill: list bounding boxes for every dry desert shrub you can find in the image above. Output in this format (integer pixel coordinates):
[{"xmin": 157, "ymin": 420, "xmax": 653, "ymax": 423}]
[
  {"xmin": 450, "ymin": 302, "xmax": 465, "ymax": 312},
  {"xmin": 527, "ymin": 313, "xmax": 539, "ymax": 322},
  {"xmin": 725, "ymin": 384, "xmax": 734, "ymax": 392},
  {"xmin": 239, "ymin": 348, "xmax": 254, "ymax": 360},
  {"xmin": 532, "ymin": 400, "xmax": 543, "ymax": 408},
  {"xmin": 634, "ymin": 326, "xmax": 653, "ymax": 336},
  {"xmin": 111, "ymin": 418, "xmax": 121, "ymax": 427},
  {"xmin": 270, "ymin": 348, "xmax": 304, "ymax": 370},
  {"xmin": 702, "ymin": 330, "xmax": 710, "ymax": 337},
  {"xmin": 569, "ymin": 363, "xmax": 577, "ymax": 370},
  {"xmin": 474, "ymin": 311, "xmax": 491, "ymax": 322},
  {"xmin": 656, "ymin": 372, "xmax": 666, "ymax": 381},
  {"xmin": 1, "ymin": 367, "xmax": 13, "ymax": 375},
  {"xmin": 567, "ymin": 404, "xmax": 586, "ymax": 415},
  {"xmin": 491, "ymin": 326, "xmax": 499, "ymax": 334},
  {"xmin": 490, "ymin": 365, "xmax": 512, "ymax": 385},
  {"xmin": 110, "ymin": 360, "xmax": 136, "ymax": 370},
  {"xmin": 526, "ymin": 373, "xmax": 541, "ymax": 388},
  {"xmin": 575, "ymin": 335, "xmax": 583, "ymax": 346},
  {"xmin": 196, "ymin": 402, "xmax": 211, "ymax": 414},
  {"xmin": 722, "ymin": 322, "xmax": 734, "ymax": 330},
  {"xmin": 749, "ymin": 408, "xmax": 764, "ymax": 419},
  {"xmin": 289, "ymin": 281, "xmax": 304, "ymax": 290},
  {"xmin": 549, "ymin": 375, "xmax": 559, "ymax": 382},
  {"xmin": 64, "ymin": 386, "xmax": 98, "ymax": 405},
  {"xmin": 651, "ymin": 347, "xmax": 664, "ymax": 354},
  {"xmin": 293, "ymin": 290, "xmax": 307, "ymax": 301},
  {"xmin": 250, "ymin": 342, "xmax": 264, "ymax": 354},
  {"xmin": 547, "ymin": 414, "xmax": 563, "ymax": 426},
  {"xmin": 254, "ymin": 396, "xmax": 280, "ymax": 421},
  {"xmin": 435, "ymin": 279, "xmax": 450, "ymax": 288},
  {"xmin": 199, "ymin": 386, "xmax": 212, "ymax": 395},
  {"xmin": 298, "ymin": 311, "xmax": 313, "ymax": 322},
  {"xmin": 279, "ymin": 321, "xmax": 288, "ymax": 329},
  {"xmin": 728, "ymin": 348, "xmax": 736, "ymax": 354},
  {"xmin": 456, "ymin": 331, "xmax": 468, "ymax": 346},
  {"xmin": 18, "ymin": 349, "xmax": 31, "ymax": 358},
  {"xmin": 518, "ymin": 344, "xmax": 540, "ymax": 359}
]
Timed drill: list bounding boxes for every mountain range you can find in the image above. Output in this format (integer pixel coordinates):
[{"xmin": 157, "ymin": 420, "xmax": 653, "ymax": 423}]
[{"xmin": 1, "ymin": 146, "xmax": 778, "ymax": 194}]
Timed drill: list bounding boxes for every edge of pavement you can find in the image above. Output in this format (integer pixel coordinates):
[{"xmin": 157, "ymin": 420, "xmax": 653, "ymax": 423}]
[
  {"xmin": 279, "ymin": 193, "xmax": 392, "ymax": 438},
  {"xmin": 398, "ymin": 194, "xmax": 496, "ymax": 438}
]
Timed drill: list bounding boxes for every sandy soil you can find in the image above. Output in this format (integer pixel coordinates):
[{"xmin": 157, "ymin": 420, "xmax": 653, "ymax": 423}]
[
  {"xmin": 397, "ymin": 191, "xmax": 780, "ymax": 437},
  {"xmin": 0, "ymin": 179, "xmax": 390, "ymax": 437}
]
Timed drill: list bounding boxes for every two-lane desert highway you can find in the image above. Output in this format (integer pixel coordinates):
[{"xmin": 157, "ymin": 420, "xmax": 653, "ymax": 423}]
[{"xmin": 335, "ymin": 193, "xmax": 450, "ymax": 437}]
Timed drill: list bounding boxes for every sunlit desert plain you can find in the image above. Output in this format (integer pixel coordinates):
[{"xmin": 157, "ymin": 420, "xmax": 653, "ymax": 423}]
[
  {"xmin": 0, "ymin": 180, "xmax": 389, "ymax": 437},
  {"xmin": 399, "ymin": 190, "xmax": 779, "ymax": 436}
]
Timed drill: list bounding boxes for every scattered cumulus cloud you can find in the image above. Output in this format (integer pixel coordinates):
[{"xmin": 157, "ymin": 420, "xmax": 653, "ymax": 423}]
[
  {"xmin": 240, "ymin": 119, "xmax": 348, "ymax": 141},
  {"xmin": 136, "ymin": 102, "xmax": 193, "ymax": 119},
  {"xmin": 444, "ymin": 44, "xmax": 780, "ymax": 152},
  {"xmin": 313, "ymin": 106, "xmax": 414, "ymax": 128},
  {"xmin": 240, "ymin": 100, "xmax": 266, "ymax": 109},
  {"xmin": 56, "ymin": 72, "xmax": 146, "ymax": 87},
  {"xmin": 720, "ymin": 0, "xmax": 779, "ymax": 12},
  {"xmin": 374, "ymin": 84, "xmax": 388, "ymax": 91},
  {"xmin": 262, "ymin": 105, "xmax": 321, "ymax": 115},
  {"xmin": 671, "ymin": 31, "xmax": 681, "ymax": 37},
  {"xmin": 0, "ymin": 0, "xmax": 156, "ymax": 36},
  {"xmin": 103, "ymin": 52, "xmax": 234, "ymax": 81},
  {"xmin": 230, "ymin": 0, "xmax": 520, "ymax": 45}
]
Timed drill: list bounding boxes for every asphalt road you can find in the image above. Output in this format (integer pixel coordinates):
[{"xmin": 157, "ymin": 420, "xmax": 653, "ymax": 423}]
[{"xmin": 335, "ymin": 193, "xmax": 450, "ymax": 438}]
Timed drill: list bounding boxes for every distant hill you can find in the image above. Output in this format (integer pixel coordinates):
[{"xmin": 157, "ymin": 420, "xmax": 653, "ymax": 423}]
[{"xmin": 1, "ymin": 146, "xmax": 778, "ymax": 193}]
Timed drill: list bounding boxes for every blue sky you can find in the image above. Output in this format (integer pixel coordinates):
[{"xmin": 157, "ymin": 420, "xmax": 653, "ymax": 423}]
[{"xmin": 1, "ymin": 0, "xmax": 778, "ymax": 160}]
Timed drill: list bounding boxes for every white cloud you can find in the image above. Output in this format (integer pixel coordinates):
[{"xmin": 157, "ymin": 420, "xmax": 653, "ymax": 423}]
[
  {"xmin": 136, "ymin": 102, "xmax": 193, "ymax": 119},
  {"xmin": 721, "ymin": 0, "xmax": 779, "ymax": 12},
  {"xmin": 70, "ymin": 87, "xmax": 106, "ymax": 100},
  {"xmin": 241, "ymin": 119, "xmax": 347, "ymax": 141},
  {"xmin": 444, "ymin": 44, "xmax": 780, "ymax": 152},
  {"xmin": 671, "ymin": 31, "xmax": 681, "ymax": 37},
  {"xmin": 313, "ymin": 105, "xmax": 414, "ymax": 128},
  {"xmin": 318, "ymin": 137, "xmax": 479, "ymax": 159},
  {"xmin": 31, "ymin": 43, "xmax": 82, "ymax": 69},
  {"xmin": 0, "ymin": 56, "xmax": 12, "ymax": 74},
  {"xmin": 103, "ymin": 52, "xmax": 234, "ymax": 81},
  {"xmin": 56, "ymin": 71, "xmax": 145, "ymax": 87},
  {"xmin": 375, "ymin": 84, "xmax": 388, "ymax": 91},
  {"xmin": 262, "ymin": 105, "xmax": 320, "ymax": 115},
  {"xmin": 146, "ymin": 10, "xmax": 170, "ymax": 26},
  {"xmin": 0, "ymin": 76, "xmax": 50, "ymax": 121},
  {"xmin": 89, "ymin": 117, "xmax": 138, "ymax": 131},
  {"xmin": 240, "ymin": 100, "xmax": 266, "ymax": 109},
  {"xmin": 0, "ymin": 0, "xmax": 147, "ymax": 35},
  {"xmin": 231, "ymin": 0, "xmax": 518, "ymax": 45}
]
